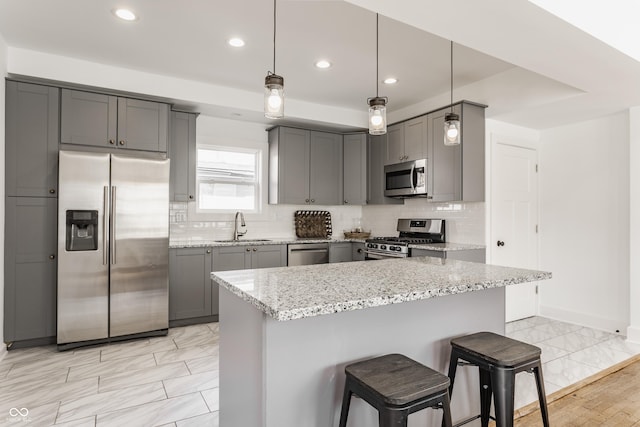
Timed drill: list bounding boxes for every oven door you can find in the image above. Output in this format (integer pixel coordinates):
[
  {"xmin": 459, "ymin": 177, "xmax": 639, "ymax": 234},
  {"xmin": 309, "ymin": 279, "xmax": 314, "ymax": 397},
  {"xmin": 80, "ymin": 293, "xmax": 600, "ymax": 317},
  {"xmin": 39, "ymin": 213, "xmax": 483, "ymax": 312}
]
[
  {"xmin": 384, "ymin": 159, "xmax": 427, "ymax": 198},
  {"xmin": 365, "ymin": 250, "xmax": 407, "ymax": 260}
]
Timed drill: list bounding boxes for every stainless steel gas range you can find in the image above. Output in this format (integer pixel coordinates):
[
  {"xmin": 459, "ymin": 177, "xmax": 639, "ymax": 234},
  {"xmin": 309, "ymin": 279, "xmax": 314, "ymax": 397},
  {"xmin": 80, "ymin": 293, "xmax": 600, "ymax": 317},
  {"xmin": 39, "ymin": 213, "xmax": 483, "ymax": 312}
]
[{"xmin": 365, "ymin": 219, "xmax": 445, "ymax": 260}]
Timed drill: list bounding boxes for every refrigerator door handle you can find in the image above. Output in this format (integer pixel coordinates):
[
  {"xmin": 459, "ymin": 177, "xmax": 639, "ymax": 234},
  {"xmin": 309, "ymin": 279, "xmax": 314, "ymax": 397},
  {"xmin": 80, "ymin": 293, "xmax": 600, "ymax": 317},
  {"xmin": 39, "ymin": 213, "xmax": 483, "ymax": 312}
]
[
  {"xmin": 111, "ymin": 186, "xmax": 117, "ymax": 265},
  {"xmin": 103, "ymin": 186, "xmax": 109, "ymax": 265}
]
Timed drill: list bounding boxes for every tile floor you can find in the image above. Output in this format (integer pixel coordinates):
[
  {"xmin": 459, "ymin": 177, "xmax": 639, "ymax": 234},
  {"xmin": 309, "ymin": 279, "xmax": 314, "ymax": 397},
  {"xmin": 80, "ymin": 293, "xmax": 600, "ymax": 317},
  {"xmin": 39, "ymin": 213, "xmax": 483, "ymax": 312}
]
[{"xmin": 1, "ymin": 317, "xmax": 639, "ymax": 426}]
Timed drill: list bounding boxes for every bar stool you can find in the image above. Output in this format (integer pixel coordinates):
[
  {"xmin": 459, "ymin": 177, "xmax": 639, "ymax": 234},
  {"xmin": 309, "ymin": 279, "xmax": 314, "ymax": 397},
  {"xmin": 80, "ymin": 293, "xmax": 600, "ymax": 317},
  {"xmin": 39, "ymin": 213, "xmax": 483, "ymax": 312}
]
[
  {"xmin": 339, "ymin": 353, "xmax": 453, "ymax": 427},
  {"xmin": 446, "ymin": 332, "xmax": 550, "ymax": 427}
]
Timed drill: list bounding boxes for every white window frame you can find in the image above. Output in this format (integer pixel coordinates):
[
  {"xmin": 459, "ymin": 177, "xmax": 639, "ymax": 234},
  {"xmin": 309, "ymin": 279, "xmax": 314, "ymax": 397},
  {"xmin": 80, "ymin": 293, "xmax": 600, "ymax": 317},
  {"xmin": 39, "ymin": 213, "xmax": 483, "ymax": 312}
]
[{"xmin": 195, "ymin": 144, "xmax": 262, "ymax": 214}]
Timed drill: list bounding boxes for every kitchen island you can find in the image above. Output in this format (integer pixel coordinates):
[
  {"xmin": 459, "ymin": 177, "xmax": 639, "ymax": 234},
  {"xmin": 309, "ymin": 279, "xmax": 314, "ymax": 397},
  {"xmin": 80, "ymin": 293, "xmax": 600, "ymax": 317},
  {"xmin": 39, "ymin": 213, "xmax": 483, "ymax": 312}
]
[{"xmin": 212, "ymin": 257, "xmax": 551, "ymax": 427}]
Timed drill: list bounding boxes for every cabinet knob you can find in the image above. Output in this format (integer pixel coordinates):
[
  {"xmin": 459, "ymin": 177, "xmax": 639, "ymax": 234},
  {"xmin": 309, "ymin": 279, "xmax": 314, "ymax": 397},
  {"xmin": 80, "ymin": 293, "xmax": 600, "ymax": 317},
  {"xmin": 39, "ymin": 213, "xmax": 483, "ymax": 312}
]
[
  {"xmin": 253, "ymin": 248, "xmax": 257, "ymax": 252},
  {"xmin": 49, "ymin": 254, "xmax": 56, "ymax": 260},
  {"xmin": 49, "ymin": 188, "xmax": 56, "ymax": 194},
  {"xmin": 427, "ymin": 196, "xmax": 433, "ymax": 200},
  {"xmin": 189, "ymin": 195, "xmax": 194, "ymax": 200},
  {"xmin": 399, "ymin": 156, "xmax": 403, "ymax": 160},
  {"xmin": 344, "ymin": 200, "xmax": 348, "ymax": 204},
  {"xmin": 310, "ymin": 199, "xmax": 315, "ymax": 203},
  {"xmin": 109, "ymin": 139, "xmax": 115, "ymax": 145},
  {"xmin": 119, "ymin": 140, "xmax": 125, "ymax": 146},
  {"xmin": 497, "ymin": 240, "xmax": 505, "ymax": 247},
  {"xmin": 357, "ymin": 248, "xmax": 363, "ymax": 253},
  {"xmin": 206, "ymin": 249, "xmax": 211, "ymax": 254},
  {"xmin": 305, "ymin": 199, "xmax": 310, "ymax": 203},
  {"xmin": 246, "ymin": 248, "xmax": 251, "ymax": 252}
]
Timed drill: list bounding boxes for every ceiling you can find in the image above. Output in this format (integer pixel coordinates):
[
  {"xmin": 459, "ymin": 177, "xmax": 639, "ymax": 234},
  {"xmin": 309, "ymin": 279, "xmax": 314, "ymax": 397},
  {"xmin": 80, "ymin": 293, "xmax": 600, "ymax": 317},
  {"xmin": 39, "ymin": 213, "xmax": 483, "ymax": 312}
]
[{"xmin": 0, "ymin": 0, "xmax": 639, "ymax": 131}]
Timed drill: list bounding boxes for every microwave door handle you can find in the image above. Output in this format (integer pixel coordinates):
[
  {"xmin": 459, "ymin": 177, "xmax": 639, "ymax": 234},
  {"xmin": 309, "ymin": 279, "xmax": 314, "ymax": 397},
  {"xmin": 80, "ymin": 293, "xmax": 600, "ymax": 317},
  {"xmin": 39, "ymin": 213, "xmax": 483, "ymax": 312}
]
[{"xmin": 410, "ymin": 163, "xmax": 416, "ymax": 191}]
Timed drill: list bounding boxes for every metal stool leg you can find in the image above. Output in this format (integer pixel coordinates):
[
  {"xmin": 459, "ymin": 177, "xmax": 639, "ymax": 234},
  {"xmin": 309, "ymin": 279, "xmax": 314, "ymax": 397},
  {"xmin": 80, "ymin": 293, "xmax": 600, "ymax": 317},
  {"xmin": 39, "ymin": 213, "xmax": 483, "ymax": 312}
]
[
  {"xmin": 338, "ymin": 379, "xmax": 353, "ymax": 427},
  {"xmin": 479, "ymin": 368, "xmax": 492, "ymax": 427},
  {"xmin": 490, "ymin": 367, "xmax": 515, "ymax": 427},
  {"xmin": 441, "ymin": 391, "xmax": 453, "ymax": 427},
  {"xmin": 532, "ymin": 363, "xmax": 550, "ymax": 427}
]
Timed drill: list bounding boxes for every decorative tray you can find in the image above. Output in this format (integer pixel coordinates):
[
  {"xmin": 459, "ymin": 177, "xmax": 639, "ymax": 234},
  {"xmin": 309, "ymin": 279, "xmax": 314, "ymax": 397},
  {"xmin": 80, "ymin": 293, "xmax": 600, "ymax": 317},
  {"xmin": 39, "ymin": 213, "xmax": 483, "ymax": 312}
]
[{"xmin": 294, "ymin": 210, "xmax": 332, "ymax": 239}]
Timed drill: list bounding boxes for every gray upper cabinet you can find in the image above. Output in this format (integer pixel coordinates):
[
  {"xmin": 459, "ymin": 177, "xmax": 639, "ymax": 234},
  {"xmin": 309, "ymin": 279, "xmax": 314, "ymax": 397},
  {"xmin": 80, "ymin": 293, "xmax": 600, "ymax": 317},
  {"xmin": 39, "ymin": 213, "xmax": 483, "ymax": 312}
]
[
  {"xmin": 61, "ymin": 89, "xmax": 169, "ymax": 152},
  {"xmin": 309, "ymin": 131, "xmax": 343, "ymax": 205},
  {"xmin": 427, "ymin": 102, "xmax": 486, "ymax": 202},
  {"xmin": 5, "ymin": 81, "xmax": 59, "ymax": 198},
  {"xmin": 367, "ymin": 134, "xmax": 404, "ymax": 205},
  {"xmin": 170, "ymin": 111, "xmax": 197, "ymax": 202},
  {"xmin": 343, "ymin": 133, "xmax": 367, "ymax": 205},
  {"xmin": 268, "ymin": 127, "xmax": 343, "ymax": 205},
  {"xmin": 169, "ymin": 248, "xmax": 212, "ymax": 321},
  {"xmin": 4, "ymin": 197, "xmax": 57, "ymax": 343},
  {"xmin": 385, "ymin": 116, "xmax": 427, "ymax": 165}
]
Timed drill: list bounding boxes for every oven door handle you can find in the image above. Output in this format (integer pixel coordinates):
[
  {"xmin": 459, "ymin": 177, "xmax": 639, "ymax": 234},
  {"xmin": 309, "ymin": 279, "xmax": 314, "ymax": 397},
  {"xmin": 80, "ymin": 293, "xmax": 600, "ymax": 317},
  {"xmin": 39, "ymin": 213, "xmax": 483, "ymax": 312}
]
[
  {"xmin": 410, "ymin": 163, "xmax": 416, "ymax": 192},
  {"xmin": 365, "ymin": 250, "xmax": 407, "ymax": 259}
]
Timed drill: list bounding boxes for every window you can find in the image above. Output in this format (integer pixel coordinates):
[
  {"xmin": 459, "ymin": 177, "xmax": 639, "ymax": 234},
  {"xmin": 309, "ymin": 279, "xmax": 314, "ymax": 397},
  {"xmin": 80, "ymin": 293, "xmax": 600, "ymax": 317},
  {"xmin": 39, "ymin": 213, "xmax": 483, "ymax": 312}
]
[{"xmin": 196, "ymin": 146, "xmax": 261, "ymax": 212}]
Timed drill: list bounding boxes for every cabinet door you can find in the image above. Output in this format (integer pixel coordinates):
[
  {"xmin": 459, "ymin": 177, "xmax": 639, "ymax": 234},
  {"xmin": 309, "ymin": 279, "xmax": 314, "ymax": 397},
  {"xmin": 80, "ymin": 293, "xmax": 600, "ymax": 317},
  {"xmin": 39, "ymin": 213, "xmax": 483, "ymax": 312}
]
[
  {"xmin": 403, "ymin": 115, "xmax": 427, "ymax": 161},
  {"xmin": 4, "ymin": 197, "xmax": 57, "ymax": 342},
  {"xmin": 61, "ymin": 89, "xmax": 117, "ymax": 147},
  {"xmin": 117, "ymin": 98, "xmax": 169, "ymax": 152},
  {"xmin": 6, "ymin": 82, "xmax": 59, "ymax": 197},
  {"xmin": 410, "ymin": 249, "xmax": 445, "ymax": 259},
  {"xmin": 448, "ymin": 249, "xmax": 486, "ymax": 263},
  {"xmin": 169, "ymin": 248, "xmax": 212, "ymax": 320},
  {"xmin": 212, "ymin": 246, "xmax": 251, "ymax": 271},
  {"xmin": 251, "ymin": 245, "xmax": 287, "ymax": 269},
  {"xmin": 352, "ymin": 243, "xmax": 366, "ymax": 261},
  {"xmin": 274, "ymin": 127, "xmax": 310, "ymax": 204},
  {"xmin": 309, "ymin": 131, "xmax": 343, "ymax": 205},
  {"xmin": 367, "ymin": 134, "xmax": 403, "ymax": 205},
  {"xmin": 170, "ymin": 112, "xmax": 197, "ymax": 202},
  {"xmin": 428, "ymin": 105, "xmax": 462, "ymax": 202},
  {"xmin": 329, "ymin": 243, "xmax": 352, "ymax": 263},
  {"xmin": 385, "ymin": 123, "xmax": 404, "ymax": 165},
  {"xmin": 343, "ymin": 134, "xmax": 367, "ymax": 205}
]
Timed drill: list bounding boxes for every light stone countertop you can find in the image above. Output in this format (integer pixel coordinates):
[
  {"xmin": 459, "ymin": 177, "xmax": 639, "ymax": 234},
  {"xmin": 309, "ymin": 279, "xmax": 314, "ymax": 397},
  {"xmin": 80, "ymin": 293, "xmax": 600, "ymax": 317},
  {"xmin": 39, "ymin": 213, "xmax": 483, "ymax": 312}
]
[{"xmin": 211, "ymin": 257, "xmax": 550, "ymax": 321}]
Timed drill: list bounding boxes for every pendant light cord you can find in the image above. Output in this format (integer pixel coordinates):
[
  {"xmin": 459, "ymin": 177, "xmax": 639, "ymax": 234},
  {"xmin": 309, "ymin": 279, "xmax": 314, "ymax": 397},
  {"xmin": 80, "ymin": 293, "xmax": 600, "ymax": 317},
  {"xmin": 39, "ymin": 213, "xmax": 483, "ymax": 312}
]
[
  {"xmin": 450, "ymin": 40, "xmax": 453, "ymax": 113},
  {"xmin": 273, "ymin": 0, "xmax": 277, "ymax": 74},
  {"xmin": 376, "ymin": 14, "xmax": 379, "ymax": 98}
]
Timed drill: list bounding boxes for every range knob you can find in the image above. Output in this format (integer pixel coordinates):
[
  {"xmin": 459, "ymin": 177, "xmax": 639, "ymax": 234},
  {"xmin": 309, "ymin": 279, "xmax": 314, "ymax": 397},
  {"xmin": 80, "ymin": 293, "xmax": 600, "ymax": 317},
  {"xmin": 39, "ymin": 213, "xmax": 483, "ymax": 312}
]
[{"xmin": 380, "ymin": 245, "xmax": 387, "ymax": 250}]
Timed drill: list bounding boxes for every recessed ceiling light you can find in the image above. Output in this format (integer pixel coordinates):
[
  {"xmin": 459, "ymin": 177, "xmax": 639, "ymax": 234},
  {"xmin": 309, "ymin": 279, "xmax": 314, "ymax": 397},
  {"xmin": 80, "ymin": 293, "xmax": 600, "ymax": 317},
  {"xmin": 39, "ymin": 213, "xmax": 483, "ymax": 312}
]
[
  {"xmin": 383, "ymin": 77, "xmax": 398, "ymax": 85},
  {"xmin": 228, "ymin": 38, "xmax": 245, "ymax": 48},
  {"xmin": 113, "ymin": 8, "xmax": 137, "ymax": 21},
  {"xmin": 315, "ymin": 60, "xmax": 332, "ymax": 69}
]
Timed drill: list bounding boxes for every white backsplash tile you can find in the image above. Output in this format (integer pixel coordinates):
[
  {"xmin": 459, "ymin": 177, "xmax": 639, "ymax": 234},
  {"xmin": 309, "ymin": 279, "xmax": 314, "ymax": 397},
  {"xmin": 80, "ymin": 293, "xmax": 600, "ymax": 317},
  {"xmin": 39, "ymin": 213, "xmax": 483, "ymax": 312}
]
[{"xmin": 170, "ymin": 200, "xmax": 485, "ymax": 245}]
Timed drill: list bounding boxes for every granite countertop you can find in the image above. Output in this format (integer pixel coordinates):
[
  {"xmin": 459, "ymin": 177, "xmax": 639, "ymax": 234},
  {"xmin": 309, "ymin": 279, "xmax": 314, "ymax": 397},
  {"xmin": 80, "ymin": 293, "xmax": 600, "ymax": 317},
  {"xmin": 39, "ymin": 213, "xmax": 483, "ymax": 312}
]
[
  {"xmin": 211, "ymin": 257, "xmax": 551, "ymax": 322},
  {"xmin": 169, "ymin": 237, "xmax": 363, "ymax": 248}
]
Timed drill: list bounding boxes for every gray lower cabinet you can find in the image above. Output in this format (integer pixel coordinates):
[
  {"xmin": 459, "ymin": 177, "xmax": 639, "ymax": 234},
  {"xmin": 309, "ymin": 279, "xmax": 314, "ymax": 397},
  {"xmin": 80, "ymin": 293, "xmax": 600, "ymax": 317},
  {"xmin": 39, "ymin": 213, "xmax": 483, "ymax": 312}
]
[
  {"xmin": 61, "ymin": 89, "xmax": 169, "ymax": 152},
  {"xmin": 329, "ymin": 243, "xmax": 352, "ymax": 263},
  {"xmin": 410, "ymin": 248, "xmax": 486, "ymax": 263},
  {"xmin": 170, "ymin": 111, "xmax": 197, "ymax": 202},
  {"xmin": 367, "ymin": 134, "xmax": 403, "ymax": 205},
  {"xmin": 268, "ymin": 127, "xmax": 343, "ymax": 205},
  {"xmin": 4, "ymin": 197, "xmax": 57, "ymax": 346},
  {"xmin": 5, "ymin": 81, "xmax": 59, "ymax": 198},
  {"xmin": 343, "ymin": 133, "xmax": 367, "ymax": 205},
  {"xmin": 169, "ymin": 248, "xmax": 213, "ymax": 321},
  {"xmin": 212, "ymin": 245, "xmax": 287, "ymax": 270},
  {"xmin": 352, "ymin": 242, "xmax": 366, "ymax": 261}
]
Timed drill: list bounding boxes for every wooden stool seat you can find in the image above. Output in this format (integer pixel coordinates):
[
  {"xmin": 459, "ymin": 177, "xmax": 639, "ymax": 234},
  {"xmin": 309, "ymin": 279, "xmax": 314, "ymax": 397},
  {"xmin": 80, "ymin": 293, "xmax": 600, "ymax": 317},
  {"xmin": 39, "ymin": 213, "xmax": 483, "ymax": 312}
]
[
  {"xmin": 339, "ymin": 353, "xmax": 453, "ymax": 427},
  {"xmin": 447, "ymin": 332, "xmax": 550, "ymax": 427}
]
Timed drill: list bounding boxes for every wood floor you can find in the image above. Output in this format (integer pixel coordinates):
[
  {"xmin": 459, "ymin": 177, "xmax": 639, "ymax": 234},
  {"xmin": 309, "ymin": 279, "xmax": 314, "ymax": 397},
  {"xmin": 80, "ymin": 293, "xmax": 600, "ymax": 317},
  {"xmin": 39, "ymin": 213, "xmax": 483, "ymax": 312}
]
[{"xmin": 514, "ymin": 357, "xmax": 640, "ymax": 426}]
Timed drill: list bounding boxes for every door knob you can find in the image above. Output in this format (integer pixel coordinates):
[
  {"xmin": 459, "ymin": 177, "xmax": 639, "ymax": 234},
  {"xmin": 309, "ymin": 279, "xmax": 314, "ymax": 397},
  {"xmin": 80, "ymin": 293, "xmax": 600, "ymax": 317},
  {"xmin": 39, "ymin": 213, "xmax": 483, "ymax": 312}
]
[{"xmin": 497, "ymin": 240, "xmax": 505, "ymax": 247}]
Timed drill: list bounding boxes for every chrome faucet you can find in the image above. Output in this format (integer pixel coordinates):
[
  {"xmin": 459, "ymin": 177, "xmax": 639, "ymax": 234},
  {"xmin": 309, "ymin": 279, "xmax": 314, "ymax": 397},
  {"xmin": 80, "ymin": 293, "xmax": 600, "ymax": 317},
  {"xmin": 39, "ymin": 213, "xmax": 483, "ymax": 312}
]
[{"xmin": 233, "ymin": 211, "xmax": 247, "ymax": 241}]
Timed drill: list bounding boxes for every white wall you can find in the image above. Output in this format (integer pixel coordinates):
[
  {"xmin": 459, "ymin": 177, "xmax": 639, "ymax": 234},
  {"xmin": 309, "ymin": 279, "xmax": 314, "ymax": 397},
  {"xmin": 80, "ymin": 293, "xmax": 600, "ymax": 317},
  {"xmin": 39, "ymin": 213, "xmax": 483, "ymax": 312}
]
[
  {"xmin": 0, "ymin": 34, "xmax": 8, "ymax": 360},
  {"xmin": 629, "ymin": 106, "xmax": 640, "ymax": 343},
  {"xmin": 538, "ymin": 112, "xmax": 630, "ymax": 333},
  {"xmin": 170, "ymin": 116, "xmax": 363, "ymax": 243}
]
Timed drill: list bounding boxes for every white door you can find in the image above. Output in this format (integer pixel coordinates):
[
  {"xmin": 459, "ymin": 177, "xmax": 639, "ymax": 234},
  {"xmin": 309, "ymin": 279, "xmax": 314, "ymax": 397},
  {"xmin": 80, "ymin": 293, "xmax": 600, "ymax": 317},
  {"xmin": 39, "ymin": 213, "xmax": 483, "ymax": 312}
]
[{"xmin": 491, "ymin": 140, "xmax": 539, "ymax": 322}]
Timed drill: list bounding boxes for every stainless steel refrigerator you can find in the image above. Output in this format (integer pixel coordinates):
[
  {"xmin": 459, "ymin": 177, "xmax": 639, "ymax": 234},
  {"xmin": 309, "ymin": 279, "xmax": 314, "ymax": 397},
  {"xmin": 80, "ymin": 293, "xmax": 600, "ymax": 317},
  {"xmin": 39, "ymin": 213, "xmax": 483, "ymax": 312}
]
[{"xmin": 57, "ymin": 150, "xmax": 170, "ymax": 347}]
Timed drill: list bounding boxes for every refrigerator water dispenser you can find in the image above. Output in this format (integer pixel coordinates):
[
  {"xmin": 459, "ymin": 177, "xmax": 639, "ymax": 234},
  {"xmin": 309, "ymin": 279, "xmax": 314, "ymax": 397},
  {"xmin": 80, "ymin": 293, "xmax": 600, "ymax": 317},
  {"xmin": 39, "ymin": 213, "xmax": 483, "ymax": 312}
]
[{"xmin": 66, "ymin": 210, "xmax": 98, "ymax": 251}]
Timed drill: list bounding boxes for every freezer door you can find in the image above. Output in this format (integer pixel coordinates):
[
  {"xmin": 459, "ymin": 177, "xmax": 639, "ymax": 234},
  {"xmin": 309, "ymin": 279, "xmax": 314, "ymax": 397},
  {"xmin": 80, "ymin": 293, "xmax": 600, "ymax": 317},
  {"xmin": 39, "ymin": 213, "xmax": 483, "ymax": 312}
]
[
  {"xmin": 110, "ymin": 155, "xmax": 170, "ymax": 337},
  {"xmin": 57, "ymin": 151, "xmax": 111, "ymax": 344}
]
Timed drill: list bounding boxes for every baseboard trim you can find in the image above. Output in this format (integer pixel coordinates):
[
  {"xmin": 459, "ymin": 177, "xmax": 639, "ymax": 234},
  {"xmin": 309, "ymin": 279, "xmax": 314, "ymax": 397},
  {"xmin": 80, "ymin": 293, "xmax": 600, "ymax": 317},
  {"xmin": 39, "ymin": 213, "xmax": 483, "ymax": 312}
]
[
  {"xmin": 538, "ymin": 305, "xmax": 626, "ymax": 335},
  {"xmin": 515, "ymin": 353, "xmax": 640, "ymax": 419},
  {"xmin": 627, "ymin": 325, "xmax": 640, "ymax": 344},
  {"xmin": 0, "ymin": 345, "xmax": 7, "ymax": 363}
]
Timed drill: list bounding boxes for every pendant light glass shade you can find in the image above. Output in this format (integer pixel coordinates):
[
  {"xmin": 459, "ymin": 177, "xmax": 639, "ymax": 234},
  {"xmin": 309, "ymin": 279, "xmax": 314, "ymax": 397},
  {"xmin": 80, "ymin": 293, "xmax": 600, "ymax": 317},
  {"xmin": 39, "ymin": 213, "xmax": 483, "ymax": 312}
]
[
  {"xmin": 264, "ymin": 73, "xmax": 284, "ymax": 119},
  {"xmin": 444, "ymin": 112, "xmax": 460, "ymax": 145},
  {"xmin": 368, "ymin": 97, "xmax": 387, "ymax": 135},
  {"xmin": 444, "ymin": 41, "xmax": 461, "ymax": 145}
]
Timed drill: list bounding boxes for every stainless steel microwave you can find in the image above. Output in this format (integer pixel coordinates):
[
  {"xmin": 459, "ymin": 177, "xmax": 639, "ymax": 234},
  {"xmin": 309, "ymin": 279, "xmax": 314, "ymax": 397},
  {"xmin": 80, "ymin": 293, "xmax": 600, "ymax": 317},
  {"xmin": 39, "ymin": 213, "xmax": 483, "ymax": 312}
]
[{"xmin": 384, "ymin": 158, "xmax": 428, "ymax": 198}]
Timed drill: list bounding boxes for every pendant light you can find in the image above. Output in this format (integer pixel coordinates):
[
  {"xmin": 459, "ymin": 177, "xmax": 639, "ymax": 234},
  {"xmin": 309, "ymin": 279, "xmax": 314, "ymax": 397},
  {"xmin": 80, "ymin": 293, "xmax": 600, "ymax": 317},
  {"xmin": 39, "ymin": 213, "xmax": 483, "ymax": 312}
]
[
  {"xmin": 368, "ymin": 14, "xmax": 387, "ymax": 135},
  {"xmin": 264, "ymin": 0, "xmax": 284, "ymax": 119},
  {"xmin": 444, "ymin": 41, "xmax": 461, "ymax": 146}
]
